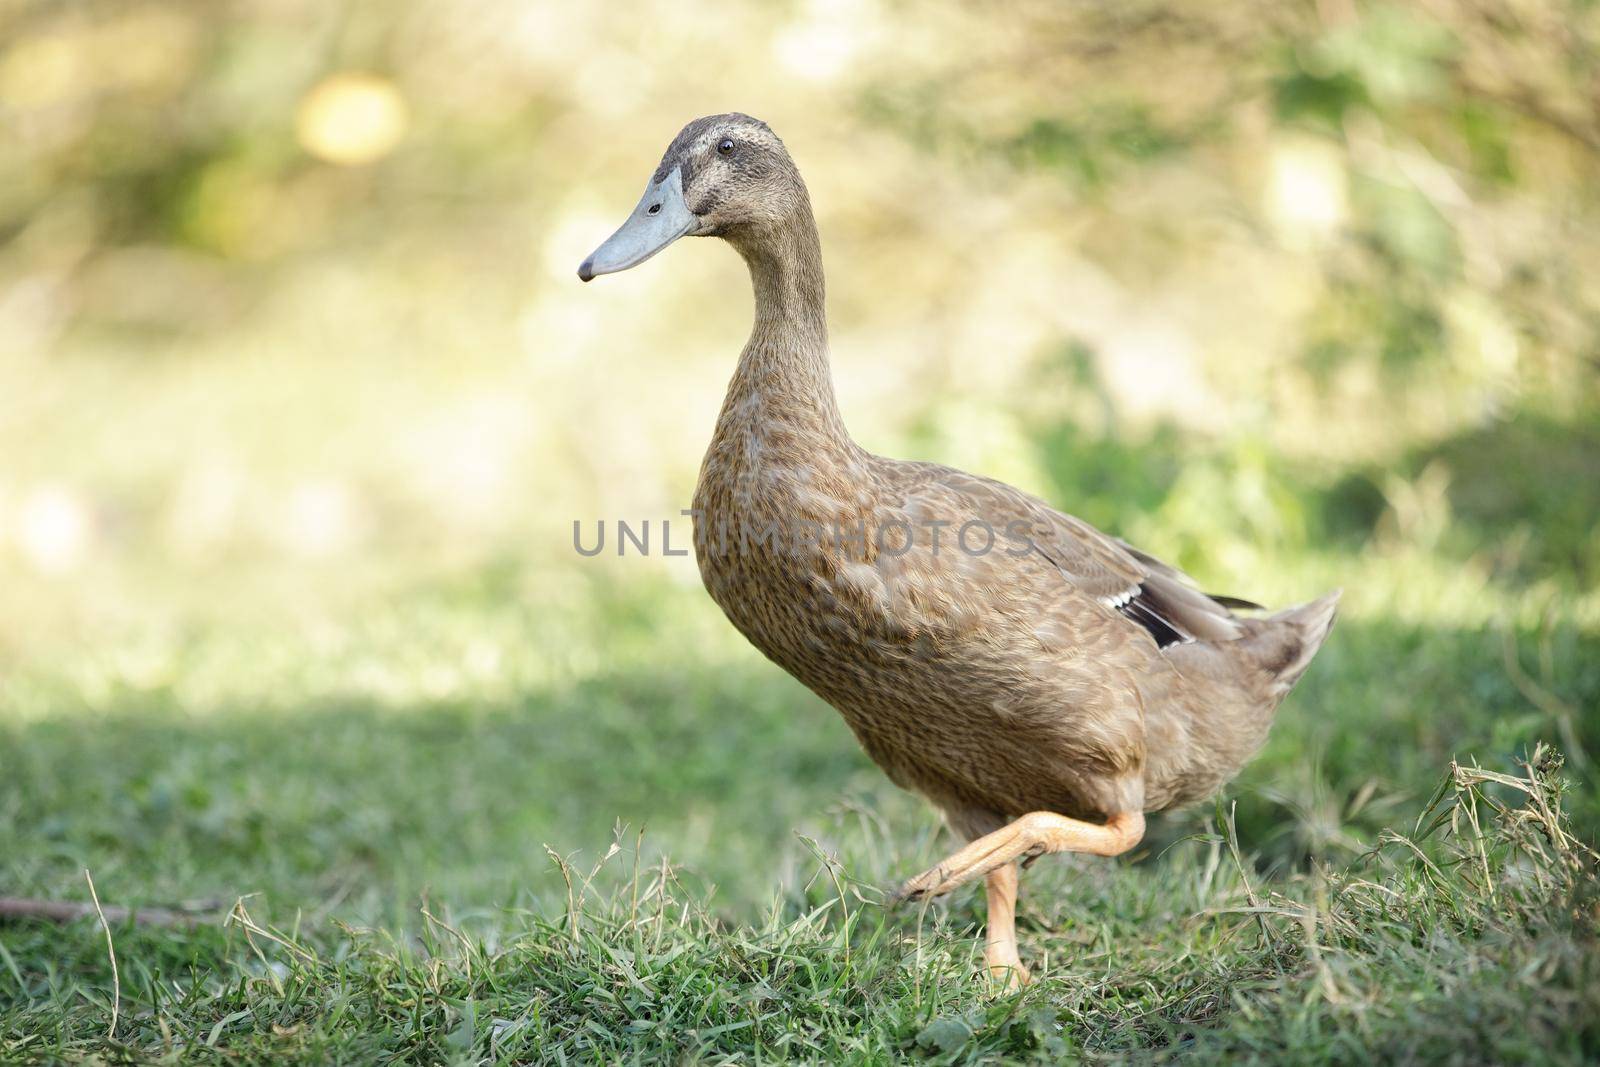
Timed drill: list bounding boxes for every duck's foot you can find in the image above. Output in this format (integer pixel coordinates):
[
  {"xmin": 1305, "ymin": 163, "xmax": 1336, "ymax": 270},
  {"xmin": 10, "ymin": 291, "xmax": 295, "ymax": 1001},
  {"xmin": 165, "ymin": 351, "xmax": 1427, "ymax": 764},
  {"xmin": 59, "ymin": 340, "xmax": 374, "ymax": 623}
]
[
  {"xmin": 986, "ymin": 955, "xmax": 1031, "ymax": 992},
  {"xmin": 894, "ymin": 809, "xmax": 1145, "ymax": 902},
  {"xmin": 983, "ymin": 863, "xmax": 1030, "ymax": 991}
]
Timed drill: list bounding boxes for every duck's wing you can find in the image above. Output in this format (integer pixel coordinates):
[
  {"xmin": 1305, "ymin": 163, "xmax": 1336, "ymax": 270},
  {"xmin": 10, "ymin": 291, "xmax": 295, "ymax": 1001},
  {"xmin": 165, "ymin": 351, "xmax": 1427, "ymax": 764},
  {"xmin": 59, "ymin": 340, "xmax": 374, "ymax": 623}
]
[
  {"xmin": 1112, "ymin": 537, "xmax": 1264, "ymax": 611},
  {"xmin": 896, "ymin": 464, "xmax": 1244, "ymax": 648}
]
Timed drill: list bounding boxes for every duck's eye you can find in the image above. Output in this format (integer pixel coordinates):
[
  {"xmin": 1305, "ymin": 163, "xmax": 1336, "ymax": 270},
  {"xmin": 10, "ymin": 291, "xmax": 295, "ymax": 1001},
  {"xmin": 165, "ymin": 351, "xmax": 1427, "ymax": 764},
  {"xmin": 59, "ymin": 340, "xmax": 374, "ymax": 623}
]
[{"xmin": 717, "ymin": 138, "xmax": 735, "ymax": 156}]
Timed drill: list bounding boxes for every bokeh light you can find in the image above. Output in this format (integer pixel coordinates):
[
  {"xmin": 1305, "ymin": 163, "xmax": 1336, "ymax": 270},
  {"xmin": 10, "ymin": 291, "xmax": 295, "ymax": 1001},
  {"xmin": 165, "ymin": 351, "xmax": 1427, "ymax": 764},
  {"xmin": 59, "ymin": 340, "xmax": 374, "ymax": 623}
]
[
  {"xmin": 16, "ymin": 486, "xmax": 93, "ymax": 576},
  {"xmin": 296, "ymin": 73, "xmax": 409, "ymax": 166}
]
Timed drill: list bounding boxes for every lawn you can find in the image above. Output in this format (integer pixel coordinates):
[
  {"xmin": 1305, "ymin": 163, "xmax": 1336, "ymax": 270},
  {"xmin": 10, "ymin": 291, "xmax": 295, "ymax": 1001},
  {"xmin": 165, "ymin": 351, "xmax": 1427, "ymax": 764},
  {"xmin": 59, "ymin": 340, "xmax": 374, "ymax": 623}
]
[{"xmin": 3, "ymin": 551, "xmax": 1597, "ymax": 1063}]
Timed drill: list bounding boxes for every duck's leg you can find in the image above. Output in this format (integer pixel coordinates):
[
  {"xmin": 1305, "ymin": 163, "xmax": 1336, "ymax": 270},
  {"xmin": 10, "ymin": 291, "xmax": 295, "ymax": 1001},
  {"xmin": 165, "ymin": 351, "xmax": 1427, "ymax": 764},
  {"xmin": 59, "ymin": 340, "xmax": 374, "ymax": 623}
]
[
  {"xmin": 897, "ymin": 810, "xmax": 1145, "ymax": 902},
  {"xmin": 983, "ymin": 862, "xmax": 1029, "ymax": 989}
]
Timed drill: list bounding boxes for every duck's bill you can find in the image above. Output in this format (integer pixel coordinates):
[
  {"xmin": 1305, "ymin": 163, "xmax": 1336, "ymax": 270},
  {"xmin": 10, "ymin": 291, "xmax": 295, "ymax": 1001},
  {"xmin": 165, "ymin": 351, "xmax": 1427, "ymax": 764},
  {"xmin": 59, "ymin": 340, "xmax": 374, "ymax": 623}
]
[{"xmin": 577, "ymin": 168, "xmax": 696, "ymax": 282}]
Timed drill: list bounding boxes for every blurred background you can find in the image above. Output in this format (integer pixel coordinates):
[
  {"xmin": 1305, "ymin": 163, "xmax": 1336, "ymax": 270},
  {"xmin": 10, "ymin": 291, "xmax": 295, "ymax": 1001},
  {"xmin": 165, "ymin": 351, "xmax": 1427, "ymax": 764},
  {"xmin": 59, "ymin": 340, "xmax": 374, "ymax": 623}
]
[{"xmin": 1, "ymin": 0, "xmax": 1597, "ymax": 920}]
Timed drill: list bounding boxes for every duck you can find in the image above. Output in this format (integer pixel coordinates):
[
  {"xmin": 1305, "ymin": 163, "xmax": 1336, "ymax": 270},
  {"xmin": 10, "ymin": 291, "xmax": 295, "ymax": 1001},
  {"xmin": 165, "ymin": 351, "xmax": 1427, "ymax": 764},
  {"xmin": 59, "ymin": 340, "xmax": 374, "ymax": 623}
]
[{"xmin": 578, "ymin": 113, "xmax": 1339, "ymax": 987}]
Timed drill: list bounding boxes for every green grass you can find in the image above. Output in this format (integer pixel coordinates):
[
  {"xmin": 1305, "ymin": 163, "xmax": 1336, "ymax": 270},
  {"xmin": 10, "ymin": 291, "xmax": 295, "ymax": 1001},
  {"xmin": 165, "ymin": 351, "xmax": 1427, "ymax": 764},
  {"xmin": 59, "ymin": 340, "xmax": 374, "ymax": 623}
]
[{"xmin": 2, "ymin": 561, "xmax": 1598, "ymax": 1064}]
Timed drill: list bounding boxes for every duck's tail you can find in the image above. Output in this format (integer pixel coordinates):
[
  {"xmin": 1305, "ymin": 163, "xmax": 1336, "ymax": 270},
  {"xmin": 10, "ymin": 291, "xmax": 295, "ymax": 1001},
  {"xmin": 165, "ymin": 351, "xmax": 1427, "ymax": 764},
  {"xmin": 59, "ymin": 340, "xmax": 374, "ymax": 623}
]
[{"xmin": 1240, "ymin": 589, "xmax": 1341, "ymax": 699}]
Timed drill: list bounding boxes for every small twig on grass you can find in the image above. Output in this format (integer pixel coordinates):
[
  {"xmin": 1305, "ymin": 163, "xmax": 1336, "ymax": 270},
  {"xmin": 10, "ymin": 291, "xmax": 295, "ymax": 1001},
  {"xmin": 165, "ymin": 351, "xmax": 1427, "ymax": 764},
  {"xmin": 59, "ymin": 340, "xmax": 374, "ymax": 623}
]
[
  {"xmin": 0, "ymin": 896, "xmax": 219, "ymax": 927},
  {"xmin": 84, "ymin": 870, "xmax": 119, "ymax": 1041}
]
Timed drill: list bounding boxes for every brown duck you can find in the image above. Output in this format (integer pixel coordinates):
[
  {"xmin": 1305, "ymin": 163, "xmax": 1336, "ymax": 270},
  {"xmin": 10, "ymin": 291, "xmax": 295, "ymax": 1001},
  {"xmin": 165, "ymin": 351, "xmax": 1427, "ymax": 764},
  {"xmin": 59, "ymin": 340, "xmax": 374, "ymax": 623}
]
[{"xmin": 579, "ymin": 114, "xmax": 1339, "ymax": 986}]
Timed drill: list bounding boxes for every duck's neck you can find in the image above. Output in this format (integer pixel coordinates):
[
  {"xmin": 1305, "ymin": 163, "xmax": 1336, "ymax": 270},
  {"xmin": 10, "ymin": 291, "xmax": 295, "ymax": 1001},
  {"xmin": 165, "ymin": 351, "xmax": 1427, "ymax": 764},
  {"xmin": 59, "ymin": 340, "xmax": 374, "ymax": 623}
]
[{"xmin": 723, "ymin": 207, "xmax": 850, "ymax": 444}]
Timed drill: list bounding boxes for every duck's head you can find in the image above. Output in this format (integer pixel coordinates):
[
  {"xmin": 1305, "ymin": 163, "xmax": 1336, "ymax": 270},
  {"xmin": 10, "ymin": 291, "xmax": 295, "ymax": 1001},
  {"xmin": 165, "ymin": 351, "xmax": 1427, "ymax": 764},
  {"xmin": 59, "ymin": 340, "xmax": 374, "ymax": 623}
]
[{"xmin": 577, "ymin": 113, "xmax": 806, "ymax": 282}]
